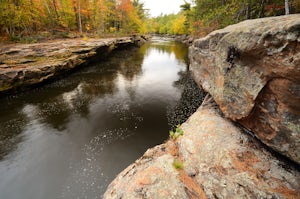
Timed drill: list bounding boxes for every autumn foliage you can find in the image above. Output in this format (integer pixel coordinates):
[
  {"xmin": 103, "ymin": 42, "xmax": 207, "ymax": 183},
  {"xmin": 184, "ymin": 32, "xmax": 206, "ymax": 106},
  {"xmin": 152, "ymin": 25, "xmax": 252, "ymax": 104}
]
[
  {"xmin": 1, "ymin": 0, "xmax": 299, "ymax": 41},
  {"xmin": 149, "ymin": 0, "xmax": 300, "ymax": 37},
  {"xmin": 0, "ymin": 0, "xmax": 148, "ymax": 40}
]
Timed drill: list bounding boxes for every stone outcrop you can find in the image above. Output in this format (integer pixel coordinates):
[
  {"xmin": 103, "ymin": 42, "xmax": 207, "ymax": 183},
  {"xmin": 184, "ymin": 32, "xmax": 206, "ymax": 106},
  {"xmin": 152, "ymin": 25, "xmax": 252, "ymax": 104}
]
[
  {"xmin": 104, "ymin": 97, "xmax": 300, "ymax": 198},
  {"xmin": 152, "ymin": 34, "xmax": 195, "ymax": 46},
  {"xmin": 104, "ymin": 15, "xmax": 300, "ymax": 199},
  {"xmin": 189, "ymin": 14, "xmax": 300, "ymax": 164},
  {"xmin": 0, "ymin": 35, "xmax": 149, "ymax": 95},
  {"xmin": 174, "ymin": 34, "xmax": 195, "ymax": 46}
]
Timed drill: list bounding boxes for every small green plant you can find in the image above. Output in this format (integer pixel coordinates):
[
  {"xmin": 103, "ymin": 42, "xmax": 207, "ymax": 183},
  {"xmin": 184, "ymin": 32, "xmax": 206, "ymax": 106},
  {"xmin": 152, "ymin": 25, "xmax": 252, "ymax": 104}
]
[
  {"xmin": 169, "ymin": 124, "xmax": 184, "ymax": 139},
  {"xmin": 173, "ymin": 159, "xmax": 184, "ymax": 170}
]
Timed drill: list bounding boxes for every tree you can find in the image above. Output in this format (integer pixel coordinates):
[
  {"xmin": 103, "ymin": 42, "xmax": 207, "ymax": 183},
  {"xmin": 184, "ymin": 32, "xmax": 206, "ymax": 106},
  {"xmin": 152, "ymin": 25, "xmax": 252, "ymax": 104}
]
[
  {"xmin": 180, "ymin": 1, "xmax": 191, "ymax": 33},
  {"xmin": 173, "ymin": 13, "xmax": 187, "ymax": 35},
  {"xmin": 285, "ymin": 0, "xmax": 289, "ymax": 14},
  {"xmin": 115, "ymin": 0, "xmax": 145, "ymax": 33},
  {"xmin": 77, "ymin": 0, "xmax": 82, "ymax": 34},
  {"xmin": 0, "ymin": 0, "xmax": 150, "ymax": 39},
  {"xmin": 183, "ymin": 0, "xmax": 299, "ymax": 36}
]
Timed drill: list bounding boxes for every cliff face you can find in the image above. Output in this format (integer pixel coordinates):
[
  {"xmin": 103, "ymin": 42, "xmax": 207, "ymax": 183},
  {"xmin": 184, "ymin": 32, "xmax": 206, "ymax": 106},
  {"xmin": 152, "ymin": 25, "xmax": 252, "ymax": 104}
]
[
  {"xmin": 0, "ymin": 35, "xmax": 148, "ymax": 95},
  {"xmin": 189, "ymin": 14, "xmax": 300, "ymax": 164},
  {"xmin": 104, "ymin": 15, "xmax": 300, "ymax": 199}
]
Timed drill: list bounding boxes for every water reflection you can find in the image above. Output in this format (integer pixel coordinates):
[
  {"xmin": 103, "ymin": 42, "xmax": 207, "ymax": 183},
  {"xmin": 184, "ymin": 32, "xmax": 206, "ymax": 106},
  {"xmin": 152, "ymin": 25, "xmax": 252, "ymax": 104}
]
[
  {"xmin": 0, "ymin": 37, "xmax": 204, "ymax": 199},
  {"xmin": 149, "ymin": 37, "xmax": 189, "ymax": 66}
]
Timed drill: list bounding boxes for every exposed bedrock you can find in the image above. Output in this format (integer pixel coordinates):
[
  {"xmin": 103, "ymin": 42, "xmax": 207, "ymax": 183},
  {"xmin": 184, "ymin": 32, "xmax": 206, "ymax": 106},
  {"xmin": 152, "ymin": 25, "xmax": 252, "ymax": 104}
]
[
  {"xmin": 189, "ymin": 14, "xmax": 300, "ymax": 164},
  {"xmin": 104, "ymin": 100, "xmax": 300, "ymax": 199},
  {"xmin": 0, "ymin": 35, "xmax": 149, "ymax": 95},
  {"xmin": 103, "ymin": 16, "xmax": 300, "ymax": 198}
]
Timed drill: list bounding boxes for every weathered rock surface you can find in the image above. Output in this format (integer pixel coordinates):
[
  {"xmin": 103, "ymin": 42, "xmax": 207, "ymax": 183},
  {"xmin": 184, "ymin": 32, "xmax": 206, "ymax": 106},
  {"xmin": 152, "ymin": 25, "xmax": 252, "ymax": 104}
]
[
  {"xmin": 174, "ymin": 34, "xmax": 195, "ymax": 46},
  {"xmin": 0, "ymin": 35, "xmax": 149, "ymax": 95},
  {"xmin": 151, "ymin": 34, "xmax": 195, "ymax": 46},
  {"xmin": 104, "ymin": 98, "xmax": 300, "ymax": 199},
  {"xmin": 189, "ymin": 14, "xmax": 300, "ymax": 164}
]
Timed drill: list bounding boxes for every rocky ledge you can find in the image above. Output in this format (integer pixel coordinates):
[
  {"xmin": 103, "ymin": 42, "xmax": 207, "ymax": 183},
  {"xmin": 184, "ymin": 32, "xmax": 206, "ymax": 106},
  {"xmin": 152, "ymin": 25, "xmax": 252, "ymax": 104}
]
[
  {"xmin": 104, "ymin": 15, "xmax": 299, "ymax": 198},
  {"xmin": 174, "ymin": 34, "xmax": 196, "ymax": 46},
  {"xmin": 189, "ymin": 14, "xmax": 300, "ymax": 164},
  {"xmin": 0, "ymin": 35, "xmax": 149, "ymax": 95},
  {"xmin": 104, "ymin": 97, "xmax": 299, "ymax": 198}
]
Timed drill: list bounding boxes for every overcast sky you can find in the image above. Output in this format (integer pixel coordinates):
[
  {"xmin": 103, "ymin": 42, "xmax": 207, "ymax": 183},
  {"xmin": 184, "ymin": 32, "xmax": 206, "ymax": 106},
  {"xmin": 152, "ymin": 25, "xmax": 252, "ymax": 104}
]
[{"xmin": 143, "ymin": 0, "xmax": 185, "ymax": 17}]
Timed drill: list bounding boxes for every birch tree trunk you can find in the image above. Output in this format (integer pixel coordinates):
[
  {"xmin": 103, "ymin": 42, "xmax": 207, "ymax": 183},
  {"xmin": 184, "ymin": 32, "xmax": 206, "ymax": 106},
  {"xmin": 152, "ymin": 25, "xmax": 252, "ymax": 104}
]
[
  {"xmin": 285, "ymin": 0, "xmax": 289, "ymax": 15},
  {"xmin": 78, "ymin": 0, "xmax": 82, "ymax": 34}
]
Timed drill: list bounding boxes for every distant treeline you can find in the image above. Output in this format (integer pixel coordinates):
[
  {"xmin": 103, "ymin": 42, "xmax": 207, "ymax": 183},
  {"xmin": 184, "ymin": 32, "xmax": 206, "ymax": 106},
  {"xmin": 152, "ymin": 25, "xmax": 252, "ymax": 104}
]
[
  {"xmin": 0, "ymin": 0, "xmax": 148, "ymax": 40},
  {"xmin": 150, "ymin": 0, "xmax": 300, "ymax": 36},
  {"xmin": 0, "ymin": 0, "xmax": 299, "ymax": 41}
]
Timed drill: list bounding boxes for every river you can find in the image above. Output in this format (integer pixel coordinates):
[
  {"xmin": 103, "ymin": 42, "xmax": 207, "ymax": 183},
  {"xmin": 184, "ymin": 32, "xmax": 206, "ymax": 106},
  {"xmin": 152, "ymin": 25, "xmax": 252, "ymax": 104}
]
[{"xmin": 0, "ymin": 37, "xmax": 204, "ymax": 198}]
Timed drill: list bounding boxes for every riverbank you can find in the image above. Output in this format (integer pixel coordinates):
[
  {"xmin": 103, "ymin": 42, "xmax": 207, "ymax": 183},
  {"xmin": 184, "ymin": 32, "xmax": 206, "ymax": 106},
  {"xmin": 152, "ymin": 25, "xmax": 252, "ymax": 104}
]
[
  {"xmin": 0, "ymin": 35, "xmax": 150, "ymax": 96},
  {"xmin": 104, "ymin": 96, "xmax": 299, "ymax": 198},
  {"xmin": 104, "ymin": 14, "xmax": 300, "ymax": 198},
  {"xmin": 0, "ymin": 39, "xmax": 197, "ymax": 199},
  {"xmin": 152, "ymin": 34, "xmax": 196, "ymax": 46}
]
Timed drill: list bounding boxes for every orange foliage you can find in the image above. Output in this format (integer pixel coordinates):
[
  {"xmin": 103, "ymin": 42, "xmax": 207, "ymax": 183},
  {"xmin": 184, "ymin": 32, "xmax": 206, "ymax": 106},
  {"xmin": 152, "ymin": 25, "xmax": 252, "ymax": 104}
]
[
  {"xmin": 117, "ymin": 0, "xmax": 134, "ymax": 13},
  {"xmin": 0, "ymin": 0, "xmax": 146, "ymax": 38},
  {"xmin": 192, "ymin": 20, "xmax": 219, "ymax": 37},
  {"xmin": 265, "ymin": 4, "xmax": 285, "ymax": 11}
]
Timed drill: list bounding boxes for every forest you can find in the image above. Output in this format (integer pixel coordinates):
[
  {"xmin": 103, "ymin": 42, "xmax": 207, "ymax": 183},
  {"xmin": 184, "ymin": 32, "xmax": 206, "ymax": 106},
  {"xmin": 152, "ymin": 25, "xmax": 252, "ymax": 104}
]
[
  {"xmin": 0, "ymin": 0, "xmax": 148, "ymax": 41},
  {"xmin": 0, "ymin": 0, "xmax": 299, "ymax": 41},
  {"xmin": 151, "ymin": 0, "xmax": 300, "ymax": 36}
]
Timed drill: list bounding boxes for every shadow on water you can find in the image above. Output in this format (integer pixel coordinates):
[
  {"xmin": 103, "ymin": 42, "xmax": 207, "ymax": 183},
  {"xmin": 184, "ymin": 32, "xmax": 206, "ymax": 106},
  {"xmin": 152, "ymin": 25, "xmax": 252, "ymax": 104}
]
[{"xmin": 0, "ymin": 37, "xmax": 205, "ymax": 199}]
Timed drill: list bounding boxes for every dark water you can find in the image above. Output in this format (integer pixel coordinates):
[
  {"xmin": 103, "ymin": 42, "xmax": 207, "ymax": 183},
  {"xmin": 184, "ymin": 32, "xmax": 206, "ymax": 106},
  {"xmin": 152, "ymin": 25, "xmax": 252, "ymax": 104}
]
[{"xmin": 0, "ymin": 37, "xmax": 204, "ymax": 199}]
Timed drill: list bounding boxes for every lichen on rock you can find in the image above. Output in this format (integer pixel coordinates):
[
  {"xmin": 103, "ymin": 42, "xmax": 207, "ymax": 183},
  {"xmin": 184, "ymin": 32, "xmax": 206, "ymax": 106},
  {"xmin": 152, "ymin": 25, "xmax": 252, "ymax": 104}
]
[
  {"xmin": 104, "ymin": 97, "xmax": 300, "ymax": 199},
  {"xmin": 104, "ymin": 15, "xmax": 300, "ymax": 199},
  {"xmin": 0, "ymin": 36, "xmax": 149, "ymax": 95},
  {"xmin": 189, "ymin": 14, "xmax": 300, "ymax": 164}
]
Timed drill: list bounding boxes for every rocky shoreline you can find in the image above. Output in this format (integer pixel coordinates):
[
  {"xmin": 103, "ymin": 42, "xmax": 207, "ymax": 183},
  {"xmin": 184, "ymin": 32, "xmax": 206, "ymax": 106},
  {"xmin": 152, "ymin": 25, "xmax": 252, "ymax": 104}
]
[
  {"xmin": 104, "ymin": 15, "xmax": 300, "ymax": 198},
  {"xmin": 153, "ymin": 34, "xmax": 196, "ymax": 46},
  {"xmin": 0, "ymin": 35, "xmax": 149, "ymax": 96},
  {"xmin": 189, "ymin": 14, "xmax": 300, "ymax": 164},
  {"xmin": 1, "ymin": 15, "xmax": 299, "ymax": 198},
  {"xmin": 104, "ymin": 96, "xmax": 299, "ymax": 198},
  {"xmin": 174, "ymin": 34, "xmax": 196, "ymax": 46}
]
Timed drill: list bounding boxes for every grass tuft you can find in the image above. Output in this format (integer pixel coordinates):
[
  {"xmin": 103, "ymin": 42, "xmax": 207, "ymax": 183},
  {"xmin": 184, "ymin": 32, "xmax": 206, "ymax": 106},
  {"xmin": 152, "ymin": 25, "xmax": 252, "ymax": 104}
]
[
  {"xmin": 169, "ymin": 124, "xmax": 184, "ymax": 140},
  {"xmin": 173, "ymin": 159, "xmax": 184, "ymax": 170}
]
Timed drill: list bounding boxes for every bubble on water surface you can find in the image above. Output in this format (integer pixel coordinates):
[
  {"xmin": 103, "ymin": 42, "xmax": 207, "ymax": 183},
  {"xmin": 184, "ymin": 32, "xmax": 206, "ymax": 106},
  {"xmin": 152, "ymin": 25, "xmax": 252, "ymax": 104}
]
[
  {"xmin": 61, "ymin": 127, "xmax": 134, "ymax": 199},
  {"xmin": 166, "ymin": 72, "xmax": 206, "ymax": 130}
]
